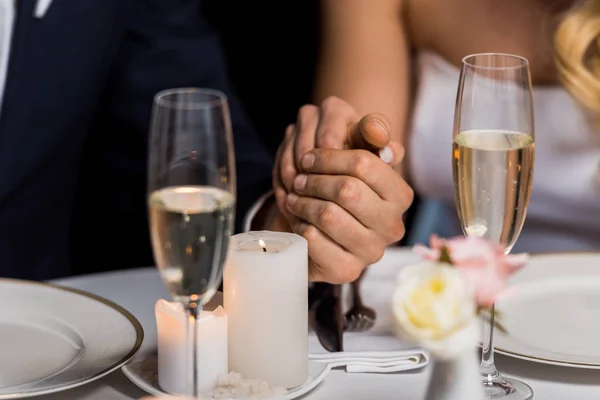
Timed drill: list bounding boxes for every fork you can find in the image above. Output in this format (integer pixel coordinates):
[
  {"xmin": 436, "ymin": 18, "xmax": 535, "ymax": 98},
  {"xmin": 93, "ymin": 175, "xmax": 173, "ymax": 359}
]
[{"xmin": 344, "ymin": 271, "xmax": 377, "ymax": 332}]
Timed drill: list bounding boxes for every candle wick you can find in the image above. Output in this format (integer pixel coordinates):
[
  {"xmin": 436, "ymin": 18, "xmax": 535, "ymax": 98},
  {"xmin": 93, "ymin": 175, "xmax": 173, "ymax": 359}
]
[{"xmin": 258, "ymin": 239, "xmax": 267, "ymax": 253}]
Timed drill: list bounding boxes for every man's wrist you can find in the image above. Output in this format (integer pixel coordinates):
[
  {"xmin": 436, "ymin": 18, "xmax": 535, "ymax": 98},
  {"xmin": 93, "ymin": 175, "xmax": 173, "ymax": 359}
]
[
  {"xmin": 243, "ymin": 191, "xmax": 291, "ymax": 232},
  {"xmin": 252, "ymin": 197, "xmax": 291, "ymax": 232}
]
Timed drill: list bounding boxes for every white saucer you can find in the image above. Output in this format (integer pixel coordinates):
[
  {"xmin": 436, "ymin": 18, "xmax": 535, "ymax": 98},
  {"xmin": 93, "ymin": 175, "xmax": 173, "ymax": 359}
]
[{"xmin": 122, "ymin": 353, "xmax": 330, "ymax": 400}]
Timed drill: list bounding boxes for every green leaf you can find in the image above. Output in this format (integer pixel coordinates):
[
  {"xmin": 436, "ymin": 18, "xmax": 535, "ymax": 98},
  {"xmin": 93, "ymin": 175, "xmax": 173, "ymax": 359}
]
[
  {"xmin": 479, "ymin": 307, "xmax": 509, "ymax": 335},
  {"xmin": 494, "ymin": 319, "xmax": 508, "ymax": 335},
  {"xmin": 439, "ymin": 245, "xmax": 453, "ymax": 265}
]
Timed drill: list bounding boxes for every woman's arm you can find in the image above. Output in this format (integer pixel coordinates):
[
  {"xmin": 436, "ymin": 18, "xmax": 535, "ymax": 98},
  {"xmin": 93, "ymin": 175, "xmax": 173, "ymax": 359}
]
[{"xmin": 314, "ymin": 0, "xmax": 411, "ymax": 149}]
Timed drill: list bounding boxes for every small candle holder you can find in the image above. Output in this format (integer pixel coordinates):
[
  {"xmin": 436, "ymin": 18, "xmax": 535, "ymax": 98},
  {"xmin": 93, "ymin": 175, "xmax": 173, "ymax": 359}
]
[{"xmin": 155, "ymin": 300, "xmax": 228, "ymax": 395}]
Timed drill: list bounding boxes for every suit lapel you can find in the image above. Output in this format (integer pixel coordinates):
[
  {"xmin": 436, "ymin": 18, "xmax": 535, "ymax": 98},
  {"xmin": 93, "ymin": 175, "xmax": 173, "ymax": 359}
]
[
  {"xmin": 0, "ymin": 0, "xmax": 38, "ymax": 190},
  {"xmin": 0, "ymin": 0, "xmax": 120, "ymax": 198}
]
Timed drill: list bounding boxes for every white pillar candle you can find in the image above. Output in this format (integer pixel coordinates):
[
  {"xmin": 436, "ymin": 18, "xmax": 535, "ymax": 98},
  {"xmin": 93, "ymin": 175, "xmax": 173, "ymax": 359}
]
[
  {"xmin": 155, "ymin": 300, "xmax": 228, "ymax": 395},
  {"xmin": 224, "ymin": 231, "xmax": 308, "ymax": 389}
]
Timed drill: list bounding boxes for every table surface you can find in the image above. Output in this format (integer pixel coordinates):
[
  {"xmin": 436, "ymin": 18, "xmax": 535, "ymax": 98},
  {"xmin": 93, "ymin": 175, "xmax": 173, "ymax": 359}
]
[{"xmin": 38, "ymin": 248, "xmax": 600, "ymax": 400}]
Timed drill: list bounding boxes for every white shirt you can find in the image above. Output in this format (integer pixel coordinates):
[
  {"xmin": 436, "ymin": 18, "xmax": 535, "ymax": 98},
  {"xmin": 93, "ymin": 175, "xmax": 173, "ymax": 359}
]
[
  {"xmin": 0, "ymin": 0, "xmax": 15, "ymax": 111},
  {"xmin": 0, "ymin": 0, "xmax": 54, "ymax": 112}
]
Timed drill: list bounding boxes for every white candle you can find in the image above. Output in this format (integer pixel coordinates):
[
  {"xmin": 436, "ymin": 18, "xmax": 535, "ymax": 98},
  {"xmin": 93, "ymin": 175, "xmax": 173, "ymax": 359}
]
[
  {"xmin": 155, "ymin": 300, "xmax": 228, "ymax": 395},
  {"xmin": 224, "ymin": 231, "xmax": 308, "ymax": 389}
]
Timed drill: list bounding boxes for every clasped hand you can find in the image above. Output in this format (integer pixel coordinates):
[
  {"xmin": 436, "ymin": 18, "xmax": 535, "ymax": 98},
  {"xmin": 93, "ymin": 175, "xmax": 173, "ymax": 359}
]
[{"xmin": 272, "ymin": 97, "xmax": 413, "ymax": 283}]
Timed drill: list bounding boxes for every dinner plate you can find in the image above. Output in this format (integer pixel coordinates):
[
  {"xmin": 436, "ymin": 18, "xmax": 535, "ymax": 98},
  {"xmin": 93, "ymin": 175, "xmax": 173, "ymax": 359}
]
[
  {"xmin": 494, "ymin": 252, "xmax": 600, "ymax": 368},
  {"xmin": 0, "ymin": 279, "xmax": 143, "ymax": 398}
]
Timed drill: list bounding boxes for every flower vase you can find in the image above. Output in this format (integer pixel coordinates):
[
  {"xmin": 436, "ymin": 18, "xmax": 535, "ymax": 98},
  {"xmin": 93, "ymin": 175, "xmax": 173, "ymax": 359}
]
[{"xmin": 424, "ymin": 350, "xmax": 484, "ymax": 400}]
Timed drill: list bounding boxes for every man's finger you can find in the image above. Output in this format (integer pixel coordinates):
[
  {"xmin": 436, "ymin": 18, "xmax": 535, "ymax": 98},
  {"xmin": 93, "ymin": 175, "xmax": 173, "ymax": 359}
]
[
  {"xmin": 280, "ymin": 124, "xmax": 298, "ymax": 191},
  {"xmin": 273, "ymin": 125, "xmax": 299, "ymax": 223},
  {"xmin": 286, "ymin": 193, "xmax": 375, "ymax": 256},
  {"xmin": 301, "ymin": 148, "xmax": 413, "ymax": 205},
  {"xmin": 290, "ymin": 221, "xmax": 363, "ymax": 284},
  {"xmin": 292, "ymin": 173, "xmax": 384, "ymax": 231}
]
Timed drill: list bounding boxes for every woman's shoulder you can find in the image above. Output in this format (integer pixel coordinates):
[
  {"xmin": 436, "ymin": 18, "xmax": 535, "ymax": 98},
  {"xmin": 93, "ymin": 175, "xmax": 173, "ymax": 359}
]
[{"xmin": 404, "ymin": 0, "xmax": 561, "ymax": 84}]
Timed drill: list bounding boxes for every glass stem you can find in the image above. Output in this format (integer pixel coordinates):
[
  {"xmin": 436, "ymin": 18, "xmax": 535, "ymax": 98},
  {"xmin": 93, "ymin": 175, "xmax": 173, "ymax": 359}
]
[
  {"xmin": 186, "ymin": 305, "xmax": 200, "ymax": 398},
  {"xmin": 480, "ymin": 305, "xmax": 502, "ymax": 385}
]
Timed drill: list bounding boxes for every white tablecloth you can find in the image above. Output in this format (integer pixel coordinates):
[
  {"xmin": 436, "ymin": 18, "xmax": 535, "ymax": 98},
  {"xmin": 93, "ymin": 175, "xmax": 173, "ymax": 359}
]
[{"xmin": 41, "ymin": 248, "xmax": 600, "ymax": 400}]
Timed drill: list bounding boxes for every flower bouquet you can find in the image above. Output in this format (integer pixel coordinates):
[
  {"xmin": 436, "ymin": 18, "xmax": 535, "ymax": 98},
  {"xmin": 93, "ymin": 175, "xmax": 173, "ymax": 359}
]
[{"xmin": 392, "ymin": 235, "xmax": 527, "ymax": 400}]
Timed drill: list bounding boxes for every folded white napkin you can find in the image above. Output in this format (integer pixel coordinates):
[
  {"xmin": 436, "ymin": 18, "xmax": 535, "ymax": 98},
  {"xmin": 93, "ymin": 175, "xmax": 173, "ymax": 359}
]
[{"xmin": 309, "ymin": 349, "xmax": 429, "ymax": 374}]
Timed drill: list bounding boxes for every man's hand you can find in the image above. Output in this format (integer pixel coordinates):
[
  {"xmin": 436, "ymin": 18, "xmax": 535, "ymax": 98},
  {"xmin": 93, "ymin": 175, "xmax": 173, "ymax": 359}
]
[
  {"xmin": 269, "ymin": 96, "xmax": 413, "ymax": 284},
  {"xmin": 286, "ymin": 147, "xmax": 412, "ymax": 283}
]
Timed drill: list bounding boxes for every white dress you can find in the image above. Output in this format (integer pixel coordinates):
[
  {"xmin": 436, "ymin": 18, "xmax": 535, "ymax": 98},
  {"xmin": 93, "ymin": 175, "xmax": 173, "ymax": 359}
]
[{"xmin": 408, "ymin": 51, "xmax": 600, "ymax": 253}]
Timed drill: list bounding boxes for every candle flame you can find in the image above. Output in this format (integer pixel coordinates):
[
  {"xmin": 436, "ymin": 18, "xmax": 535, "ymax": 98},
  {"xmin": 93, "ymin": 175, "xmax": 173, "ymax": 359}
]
[{"xmin": 258, "ymin": 239, "xmax": 267, "ymax": 253}]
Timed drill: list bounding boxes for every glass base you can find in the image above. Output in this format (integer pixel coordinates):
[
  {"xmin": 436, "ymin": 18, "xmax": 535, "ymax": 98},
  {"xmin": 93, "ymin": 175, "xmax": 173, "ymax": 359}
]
[{"xmin": 483, "ymin": 376, "xmax": 533, "ymax": 399}]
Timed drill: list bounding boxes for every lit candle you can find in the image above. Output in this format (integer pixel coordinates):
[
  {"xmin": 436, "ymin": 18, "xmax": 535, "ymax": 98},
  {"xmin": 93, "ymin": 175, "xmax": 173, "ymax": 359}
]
[
  {"xmin": 155, "ymin": 300, "xmax": 228, "ymax": 395},
  {"xmin": 223, "ymin": 231, "xmax": 308, "ymax": 389}
]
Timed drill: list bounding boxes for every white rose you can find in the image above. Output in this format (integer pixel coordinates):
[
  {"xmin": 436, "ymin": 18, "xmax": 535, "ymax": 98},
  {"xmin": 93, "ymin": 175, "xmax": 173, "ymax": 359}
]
[{"xmin": 392, "ymin": 262, "xmax": 478, "ymax": 360}]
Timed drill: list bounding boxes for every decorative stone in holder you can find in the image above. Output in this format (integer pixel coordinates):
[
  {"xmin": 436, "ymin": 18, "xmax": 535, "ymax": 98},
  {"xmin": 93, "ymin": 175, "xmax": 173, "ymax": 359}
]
[{"xmin": 155, "ymin": 300, "xmax": 228, "ymax": 395}]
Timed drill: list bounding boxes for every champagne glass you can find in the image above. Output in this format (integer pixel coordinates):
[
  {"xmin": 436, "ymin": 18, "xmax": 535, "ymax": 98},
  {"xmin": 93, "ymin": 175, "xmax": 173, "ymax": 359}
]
[
  {"xmin": 452, "ymin": 54, "xmax": 535, "ymax": 399},
  {"xmin": 148, "ymin": 88, "xmax": 236, "ymax": 397}
]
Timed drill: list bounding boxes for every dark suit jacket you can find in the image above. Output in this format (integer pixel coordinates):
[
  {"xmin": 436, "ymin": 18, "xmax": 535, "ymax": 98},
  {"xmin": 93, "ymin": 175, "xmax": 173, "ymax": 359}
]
[{"xmin": 0, "ymin": 0, "xmax": 273, "ymax": 280}]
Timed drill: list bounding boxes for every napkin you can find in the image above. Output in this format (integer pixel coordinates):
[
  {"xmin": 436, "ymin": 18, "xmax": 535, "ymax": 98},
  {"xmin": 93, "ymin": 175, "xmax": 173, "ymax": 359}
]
[{"xmin": 309, "ymin": 349, "xmax": 428, "ymax": 374}]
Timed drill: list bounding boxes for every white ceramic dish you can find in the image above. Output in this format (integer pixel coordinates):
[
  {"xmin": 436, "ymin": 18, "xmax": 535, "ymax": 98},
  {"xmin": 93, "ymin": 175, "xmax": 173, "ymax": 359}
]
[
  {"xmin": 494, "ymin": 252, "xmax": 600, "ymax": 368},
  {"xmin": 0, "ymin": 279, "xmax": 143, "ymax": 398},
  {"xmin": 122, "ymin": 354, "xmax": 330, "ymax": 400},
  {"xmin": 124, "ymin": 291, "xmax": 327, "ymax": 399}
]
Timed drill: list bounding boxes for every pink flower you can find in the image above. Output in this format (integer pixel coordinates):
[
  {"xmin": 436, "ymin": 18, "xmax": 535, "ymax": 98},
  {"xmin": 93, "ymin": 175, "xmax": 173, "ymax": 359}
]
[{"xmin": 414, "ymin": 235, "xmax": 528, "ymax": 307}]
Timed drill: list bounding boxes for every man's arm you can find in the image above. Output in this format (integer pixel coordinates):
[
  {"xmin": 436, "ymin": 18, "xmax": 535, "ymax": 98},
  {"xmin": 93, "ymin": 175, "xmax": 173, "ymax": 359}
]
[{"xmin": 104, "ymin": 0, "xmax": 273, "ymax": 233}]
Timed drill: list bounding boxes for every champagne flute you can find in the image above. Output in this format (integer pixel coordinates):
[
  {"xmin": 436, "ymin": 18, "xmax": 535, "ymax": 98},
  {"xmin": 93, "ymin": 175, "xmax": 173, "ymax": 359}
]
[
  {"xmin": 452, "ymin": 54, "xmax": 535, "ymax": 399},
  {"xmin": 148, "ymin": 88, "xmax": 236, "ymax": 397}
]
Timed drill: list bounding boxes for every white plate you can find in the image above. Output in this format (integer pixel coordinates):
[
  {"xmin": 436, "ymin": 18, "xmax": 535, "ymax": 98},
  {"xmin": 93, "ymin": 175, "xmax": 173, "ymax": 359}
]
[
  {"xmin": 122, "ymin": 353, "xmax": 330, "ymax": 400},
  {"xmin": 0, "ymin": 279, "xmax": 143, "ymax": 398},
  {"xmin": 494, "ymin": 252, "xmax": 600, "ymax": 368}
]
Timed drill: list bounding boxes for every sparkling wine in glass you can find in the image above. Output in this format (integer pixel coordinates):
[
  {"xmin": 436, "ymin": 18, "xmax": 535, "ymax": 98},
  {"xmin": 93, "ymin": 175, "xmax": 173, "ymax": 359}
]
[
  {"xmin": 452, "ymin": 54, "xmax": 535, "ymax": 399},
  {"xmin": 148, "ymin": 88, "xmax": 236, "ymax": 397}
]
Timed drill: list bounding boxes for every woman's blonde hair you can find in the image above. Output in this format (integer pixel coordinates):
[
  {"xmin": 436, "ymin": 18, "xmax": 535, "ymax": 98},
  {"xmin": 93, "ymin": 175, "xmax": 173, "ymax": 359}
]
[{"xmin": 555, "ymin": 0, "xmax": 600, "ymax": 112}]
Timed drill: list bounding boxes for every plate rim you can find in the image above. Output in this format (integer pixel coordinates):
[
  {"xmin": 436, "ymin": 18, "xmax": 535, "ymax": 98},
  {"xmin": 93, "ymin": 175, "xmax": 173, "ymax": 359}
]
[
  {"xmin": 0, "ymin": 278, "xmax": 144, "ymax": 399},
  {"xmin": 527, "ymin": 250, "xmax": 600, "ymax": 257},
  {"xmin": 494, "ymin": 251, "xmax": 600, "ymax": 369}
]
